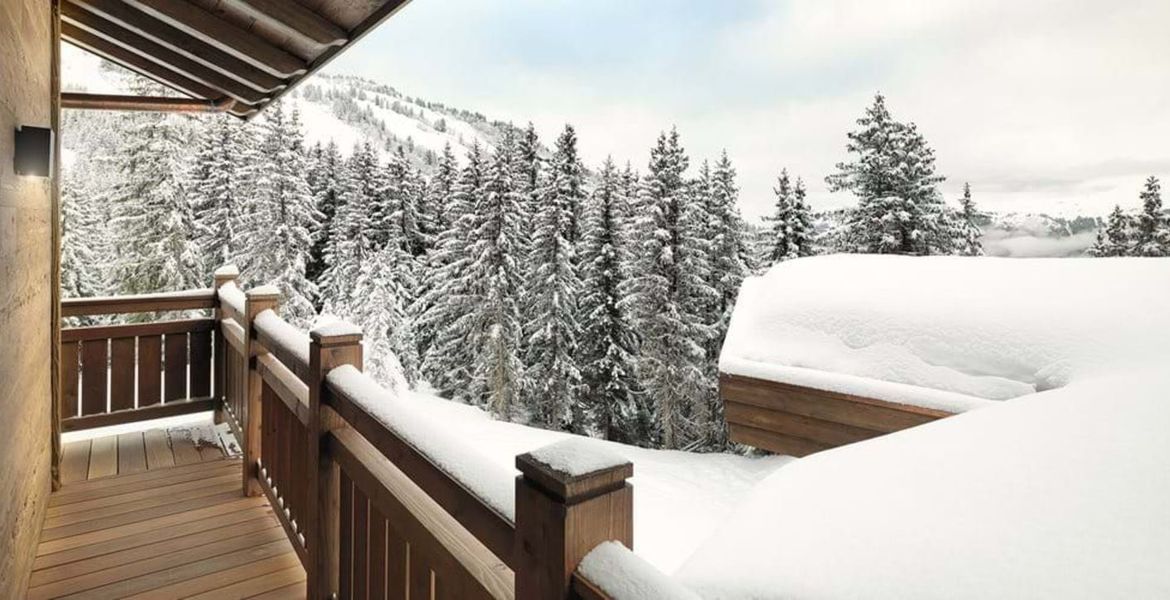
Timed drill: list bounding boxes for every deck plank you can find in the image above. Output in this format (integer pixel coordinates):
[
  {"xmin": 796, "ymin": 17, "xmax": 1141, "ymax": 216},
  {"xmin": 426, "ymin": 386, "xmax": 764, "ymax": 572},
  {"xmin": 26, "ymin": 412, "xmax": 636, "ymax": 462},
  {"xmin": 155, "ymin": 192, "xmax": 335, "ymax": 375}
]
[
  {"xmin": 40, "ymin": 490, "xmax": 244, "ymax": 542},
  {"xmin": 183, "ymin": 563, "xmax": 305, "ymax": 599},
  {"xmin": 88, "ymin": 436, "xmax": 119, "ymax": 480},
  {"xmin": 170, "ymin": 428, "xmax": 205, "ymax": 465},
  {"xmin": 37, "ymin": 495, "xmax": 265, "ymax": 557},
  {"xmin": 143, "ymin": 429, "xmax": 175, "ymax": 470},
  {"xmin": 42, "ymin": 476, "xmax": 241, "ymax": 529},
  {"xmin": 246, "ymin": 581, "xmax": 308, "ymax": 600},
  {"xmin": 61, "ymin": 440, "xmax": 91, "ymax": 485},
  {"xmin": 117, "ymin": 432, "xmax": 148, "ymax": 475},
  {"xmin": 52, "ymin": 459, "xmax": 234, "ymax": 502},
  {"xmin": 121, "ymin": 552, "xmax": 301, "ymax": 600}
]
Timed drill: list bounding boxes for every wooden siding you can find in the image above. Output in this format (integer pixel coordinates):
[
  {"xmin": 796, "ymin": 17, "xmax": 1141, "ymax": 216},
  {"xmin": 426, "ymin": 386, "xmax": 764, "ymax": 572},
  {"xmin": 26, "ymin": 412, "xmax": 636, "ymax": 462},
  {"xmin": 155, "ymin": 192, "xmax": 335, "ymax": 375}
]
[{"xmin": 721, "ymin": 373, "xmax": 952, "ymax": 456}]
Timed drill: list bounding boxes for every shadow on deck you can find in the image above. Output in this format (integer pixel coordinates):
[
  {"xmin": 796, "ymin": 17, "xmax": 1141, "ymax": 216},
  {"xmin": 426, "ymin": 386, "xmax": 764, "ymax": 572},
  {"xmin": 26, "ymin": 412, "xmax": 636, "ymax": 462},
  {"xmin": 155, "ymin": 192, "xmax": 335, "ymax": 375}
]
[{"xmin": 33, "ymin": 429, "xmax": 304, "ymax": 599}]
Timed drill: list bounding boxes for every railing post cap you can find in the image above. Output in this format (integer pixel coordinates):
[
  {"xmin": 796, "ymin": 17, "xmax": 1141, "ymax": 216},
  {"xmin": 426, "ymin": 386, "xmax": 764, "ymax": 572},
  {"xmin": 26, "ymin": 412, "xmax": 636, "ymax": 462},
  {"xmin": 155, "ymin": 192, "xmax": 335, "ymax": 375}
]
[
  {"xmin": 245, "ymin": 284, "xmax": 281, "ymax": 300},
  {"xmin": 517, "ymin": 439, "xmax": 633, "ymax": 503},
  {"xmin": 213, "ymin": 264, "xmax": 240, "ymax": 280},
  {"xmin": 310, "ymin": 320, "xmax": 364, "ymax": 347}
]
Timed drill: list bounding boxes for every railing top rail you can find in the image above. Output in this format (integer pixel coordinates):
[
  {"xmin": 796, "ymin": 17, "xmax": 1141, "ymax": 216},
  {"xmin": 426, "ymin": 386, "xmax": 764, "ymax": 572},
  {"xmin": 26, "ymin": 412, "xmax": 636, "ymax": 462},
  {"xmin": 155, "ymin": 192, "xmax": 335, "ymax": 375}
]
[
  {"xmin": 252, "ymin": 309, "xmax": 312, "ymax": 381},
  {"xmin": 62, "ymin": 289, "xmax": 217, "ymax": 317},
  {"xmin": 323, "ymin": 365, "xmax": 519, "ymax": 568}
]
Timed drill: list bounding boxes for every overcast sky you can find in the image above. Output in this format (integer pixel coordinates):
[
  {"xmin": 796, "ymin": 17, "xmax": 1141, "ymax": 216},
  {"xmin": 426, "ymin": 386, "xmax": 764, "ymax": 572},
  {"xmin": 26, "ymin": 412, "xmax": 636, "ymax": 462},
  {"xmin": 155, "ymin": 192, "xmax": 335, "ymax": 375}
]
[{"xmin": 329, "ymin": 0, "xmax": 1169, "ymax": 221}]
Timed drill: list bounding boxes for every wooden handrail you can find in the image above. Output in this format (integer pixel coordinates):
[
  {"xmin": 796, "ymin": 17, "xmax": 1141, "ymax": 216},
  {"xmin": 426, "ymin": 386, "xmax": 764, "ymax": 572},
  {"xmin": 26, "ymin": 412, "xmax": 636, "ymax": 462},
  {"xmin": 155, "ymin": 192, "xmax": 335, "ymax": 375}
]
[
  {"xmin": 61, "ymin": 289, "xmax": 216, "ymax": 317},
  {"xmin": 325, "ymin": 373, "xmax": 519, "ymax": 568}
]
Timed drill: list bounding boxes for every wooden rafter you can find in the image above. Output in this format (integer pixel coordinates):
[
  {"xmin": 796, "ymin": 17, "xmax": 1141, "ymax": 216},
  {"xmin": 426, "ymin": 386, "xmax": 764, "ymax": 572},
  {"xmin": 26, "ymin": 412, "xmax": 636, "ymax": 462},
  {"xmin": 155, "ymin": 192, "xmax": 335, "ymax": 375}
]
[
  {"xmin": 66, "ymin": 0, "xmax": 287, "ymax": 93},
  {"xmin": 122, "ymin": 0, "xmax": 308, "ymax": 78},
  {"xmin": 233, "ymin": 0, "xmax": 348, "ymax": 48},
  {"xmin": 59, "ymin": 0, "xmax": 413, "ymax": 118},
  {"xmin": 62, "ymin": 3, "xmax": 266, "ymax": 105}
]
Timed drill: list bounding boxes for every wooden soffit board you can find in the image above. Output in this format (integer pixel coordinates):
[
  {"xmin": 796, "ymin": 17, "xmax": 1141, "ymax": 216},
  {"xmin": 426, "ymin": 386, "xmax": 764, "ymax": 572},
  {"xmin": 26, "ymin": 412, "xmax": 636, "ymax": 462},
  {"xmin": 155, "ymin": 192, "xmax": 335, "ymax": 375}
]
[{"xmin": 61, "ymin": 0, "xmax": 413, "ymax": 118}]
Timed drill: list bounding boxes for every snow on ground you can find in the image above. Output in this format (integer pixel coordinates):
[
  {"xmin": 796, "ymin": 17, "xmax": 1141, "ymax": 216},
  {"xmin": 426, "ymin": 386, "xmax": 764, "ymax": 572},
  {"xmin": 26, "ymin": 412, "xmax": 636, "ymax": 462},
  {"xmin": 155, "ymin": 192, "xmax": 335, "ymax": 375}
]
[
  {"xmin": 327, "ymin": 366, "xmax": 792, "ymax": 574},
  {"xmin": 722, "ymin": 255, "xmax": 1170, "ymax": 412},
  {"xmin": 678, "ymin": 365, "xmax": 1170, "ymax": 599}
]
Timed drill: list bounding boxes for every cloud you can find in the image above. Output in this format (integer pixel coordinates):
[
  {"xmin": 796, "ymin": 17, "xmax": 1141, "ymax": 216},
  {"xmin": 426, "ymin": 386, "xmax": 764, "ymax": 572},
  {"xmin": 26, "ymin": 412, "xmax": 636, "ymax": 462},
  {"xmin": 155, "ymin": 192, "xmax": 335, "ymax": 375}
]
[{"xmin": 331, "ymin": 1, "xmax": 1170, "ymax": 221}]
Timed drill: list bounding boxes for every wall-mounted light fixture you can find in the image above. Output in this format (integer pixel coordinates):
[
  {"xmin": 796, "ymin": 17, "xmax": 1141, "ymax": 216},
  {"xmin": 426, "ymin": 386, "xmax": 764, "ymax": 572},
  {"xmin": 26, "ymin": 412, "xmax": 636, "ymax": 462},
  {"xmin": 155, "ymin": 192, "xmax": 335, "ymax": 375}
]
[{"xmin": 14, "ymin": 126, "xmax": 53, "ymax": 178}]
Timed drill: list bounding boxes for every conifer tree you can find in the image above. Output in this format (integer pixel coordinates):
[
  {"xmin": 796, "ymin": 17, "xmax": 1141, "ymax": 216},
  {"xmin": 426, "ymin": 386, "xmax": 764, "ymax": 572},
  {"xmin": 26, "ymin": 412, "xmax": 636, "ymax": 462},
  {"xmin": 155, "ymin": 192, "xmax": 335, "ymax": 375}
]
[
  {"xmin": 191, "ymin": 115, "xmax": 252, "ymax": 274},
  {"xmin": 465, "ymin": 141, "xmax": 525, "ymax": 417},
  {"xmin": 622, "ymin": 128, "xmax": 713, "ymax": 449},
  {"xmin": 241, "ymin": 104, "xmax": 320, "ymax": 325},
  {"xmin": 513, "ymin": 123, "xmax": 542, "ymax": 250},
  {"xmin": 107, "ymin": 110, "xmax": 203, "ymax": 295},
  {"xmin": 349, "ymin": 227, "xmax": 420, "ymax": 386},
  {"xmin": 1134, "ymin": 176, "xmax": 1169, "ymax": 257},
  {"xmin": 60, "ymin": 174, "xmax": 106, "ymax": 301},
  {"xmin": 1090, "ymin": 205, "xmax": 1133, "ymax": 257},
  {"xmin": 765, "ymin": 169, "xmax": 814, "ymax": 263},
  {"xmin": 322, "ymin": 141, "xmax": 383, "ymax": 309},
  {"xmin": 523, "ymin": 125, "xmax": 585, "ymax": 430},
  {"xmin": 307, "ymin": 141, "xmax": 344, "ymax": 289},
  {"xmin": 417, "ymin": 143, "xmax": 486, "ymax": 398},
  {"xmin": 827, "ymin": 94, "xmax": 953, "ymax": 255},
  {"xmin": 577, "ymin": 158, "xmax": 639, "ymax": 442},
  {"xmin": 955, "ymin": 182, "xmax": 984, "ymax": 256}
]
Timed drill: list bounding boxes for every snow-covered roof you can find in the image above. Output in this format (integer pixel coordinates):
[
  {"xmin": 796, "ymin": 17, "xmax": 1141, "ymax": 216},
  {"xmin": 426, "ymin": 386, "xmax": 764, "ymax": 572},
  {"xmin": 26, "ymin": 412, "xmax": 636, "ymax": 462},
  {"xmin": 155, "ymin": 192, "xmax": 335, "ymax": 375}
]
[
  {"xmin": 679, "ymin": 366, "xmax": 1170, "ymax": 598},
  {"xmin": 721, "ymin": 255, "xmax": 1170, "ymax": 412}
]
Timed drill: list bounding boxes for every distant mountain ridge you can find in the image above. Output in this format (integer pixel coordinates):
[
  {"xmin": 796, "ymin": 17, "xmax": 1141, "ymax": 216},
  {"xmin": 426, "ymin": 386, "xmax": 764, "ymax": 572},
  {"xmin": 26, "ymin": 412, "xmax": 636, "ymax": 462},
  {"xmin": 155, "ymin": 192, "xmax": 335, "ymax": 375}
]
[{"xmin": 61, "ymin": 49, "xmax": 1099, "ymax": 257}]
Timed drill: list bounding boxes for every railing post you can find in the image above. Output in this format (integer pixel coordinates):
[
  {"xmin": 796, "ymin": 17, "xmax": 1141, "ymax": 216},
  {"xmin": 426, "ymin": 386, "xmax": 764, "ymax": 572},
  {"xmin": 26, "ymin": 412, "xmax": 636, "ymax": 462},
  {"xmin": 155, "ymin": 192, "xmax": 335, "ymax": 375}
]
[
  {"xmin": 514, "ymin": 440, "xmax": 634, "ymax": 600},
  {"xmin": 211, "ymin": 265, "xmax": 239, "ymax": 425},
  {"xmin": 308, "ymin": 323, "xmax": 363, "ymax": 600},
  {"xmin": 243, "ymin": 287, "xmax": 279, "ymax": 497}
]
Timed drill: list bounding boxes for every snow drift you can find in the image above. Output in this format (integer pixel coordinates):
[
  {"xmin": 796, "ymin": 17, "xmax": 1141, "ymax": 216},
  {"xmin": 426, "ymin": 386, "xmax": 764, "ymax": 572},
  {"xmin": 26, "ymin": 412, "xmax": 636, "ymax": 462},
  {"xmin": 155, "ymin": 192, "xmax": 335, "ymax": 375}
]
[
  {"xmin": 721, "ymin": 254, "xmax": 1170, "ymax": 411},
  {"xmin": 679, "ymin": 366, "xmax": 1170, "ymax": 599}
]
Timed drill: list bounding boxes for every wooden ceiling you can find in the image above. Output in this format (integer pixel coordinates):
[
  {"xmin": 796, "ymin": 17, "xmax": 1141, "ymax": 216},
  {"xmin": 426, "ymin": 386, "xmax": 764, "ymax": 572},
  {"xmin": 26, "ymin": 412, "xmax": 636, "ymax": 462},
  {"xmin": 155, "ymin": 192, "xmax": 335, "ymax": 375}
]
[{"xmin": 61, "ymin": 0, "xmax": 412, "ymax": 118}]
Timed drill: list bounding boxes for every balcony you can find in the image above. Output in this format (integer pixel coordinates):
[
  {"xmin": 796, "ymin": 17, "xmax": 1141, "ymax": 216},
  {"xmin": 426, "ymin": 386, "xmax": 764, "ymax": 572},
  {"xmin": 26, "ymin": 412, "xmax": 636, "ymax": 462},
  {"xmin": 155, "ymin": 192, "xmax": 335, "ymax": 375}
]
[{"xmin": 34, "ymin": 267, "xmax": 648, "ymax": 600}]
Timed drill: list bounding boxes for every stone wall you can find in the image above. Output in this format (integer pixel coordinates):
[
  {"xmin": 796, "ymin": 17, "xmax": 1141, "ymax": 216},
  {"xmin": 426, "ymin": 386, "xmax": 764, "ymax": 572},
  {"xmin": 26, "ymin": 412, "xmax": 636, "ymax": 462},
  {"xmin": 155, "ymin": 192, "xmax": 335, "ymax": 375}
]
[{"xmin": 0, "ymin": 0, "xmax": 53, "ymax": 596}]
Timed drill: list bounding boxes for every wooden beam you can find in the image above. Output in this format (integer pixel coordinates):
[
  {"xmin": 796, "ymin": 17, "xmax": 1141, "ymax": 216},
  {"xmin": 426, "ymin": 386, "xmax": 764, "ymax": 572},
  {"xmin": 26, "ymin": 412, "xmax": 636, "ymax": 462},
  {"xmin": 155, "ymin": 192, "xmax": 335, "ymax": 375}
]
[
  {"xmin": 61, "ymin": 92, "xmax": 237, "ymax": 114},
  {"xmin": 66, "ymin": 0, "xmax": 286, "ymax": 93},
  {"xmin": 61, "ymin": 289, "xmax": 216, "ymax": 317},
  {"xmin": 123, "ymin": 0, "xmax": 308, "ymax": 78},
  {"xmin": 233, "ymin": 0, "xmax": 347, "ymax": 47},
  {"xmin": 62, "ymin": 3, "xmax": 266, "ymax": 105},
  {"xmin": 62, "ymin": 23, "xmax": 217, "ymax": 100}
]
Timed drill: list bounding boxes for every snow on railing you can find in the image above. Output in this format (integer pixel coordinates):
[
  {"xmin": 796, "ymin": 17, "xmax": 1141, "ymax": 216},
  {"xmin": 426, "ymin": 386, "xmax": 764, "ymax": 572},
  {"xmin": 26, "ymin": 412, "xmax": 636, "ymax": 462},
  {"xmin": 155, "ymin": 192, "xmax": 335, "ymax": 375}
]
[{"xmin": 577, "ymin": 542, "xmax": 702, "ymax": 600}]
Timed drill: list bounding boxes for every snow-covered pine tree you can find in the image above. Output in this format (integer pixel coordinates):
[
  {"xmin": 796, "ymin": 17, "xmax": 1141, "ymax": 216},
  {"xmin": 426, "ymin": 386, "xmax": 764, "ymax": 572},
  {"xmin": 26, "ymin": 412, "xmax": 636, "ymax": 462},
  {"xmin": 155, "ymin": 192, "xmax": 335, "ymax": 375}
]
[
  {"xmin": 60, "ymin": 173, "xmax": 106, "ymax": 302},
  {"xmin": 107, "ymin": 108, "xmax": 203, "ymax": 295},
  {"xmin": 523, "ymin": 125, "xmax": 585, "ymax": 430},
  {"xmin": 307, "ymin": 141, "xmax": 344, "ymax": 289},
  {"xmin": 190, "ymin": 115, "xmax": 252, "ymax": 274},
  {"xmin": 955, "ymin": 182, "xmax": 984, "ymax": 256},
  {"xmin": 827, "ymin": 94, "xmax": 952, "ymax": 255},
  {"xmin": 421, "ymin": 143, "xmax": 457, "ymax": 238},
  {"xmin": 416, "ymin": 143, "xmax": 486, "ymax": 399},
  {"xmin": 240, "ymin": 104, "xmax": 320, "ymax": 325},
  {"xmin": 349, "ymin": 226, "xmax": 420, "ymax": 387},
  {"xmin": 1090, "ymin": 205, "xmax": 1133, "ymax": 257},
  {"xmin": 513, "ymin": 123, "xmax": 542, "ymax": 250},
  {"xmin": 1133, "ymin": 176, "xmax": 1169, "ymax": 257},
  {"xmin": 622, "ymin": 128, "xmax": 712, "ymax": 449},
  {"xmin": 577, "ymin": 157, "xmax": 640, "ymax": 442},
  {"xmin": 321, "ymin": 141, "xmax": 384, "ymax": 310},
  {"xmin": 465, "ymin": 140, "xmax": 526, "ymax": 417},
  {"xmin": 374, "ymin": 146, "xmax": 425, "ymax": 256},
  {"xmin": 765, "ymin": 169, "xmax": 814, "ymax": 264}
]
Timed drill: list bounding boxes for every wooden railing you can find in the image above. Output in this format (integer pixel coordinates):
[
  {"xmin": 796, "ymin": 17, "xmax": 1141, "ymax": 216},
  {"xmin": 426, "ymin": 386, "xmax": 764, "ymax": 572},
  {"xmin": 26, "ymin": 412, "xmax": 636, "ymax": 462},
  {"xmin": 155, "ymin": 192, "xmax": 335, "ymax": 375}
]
[
  {"xmin": 59, "ymin": 290, "xmax": 218, "ymax": 432},
  {"xmin": 62, "ymin": 267, "xmax": 651, "ymax": 599}
]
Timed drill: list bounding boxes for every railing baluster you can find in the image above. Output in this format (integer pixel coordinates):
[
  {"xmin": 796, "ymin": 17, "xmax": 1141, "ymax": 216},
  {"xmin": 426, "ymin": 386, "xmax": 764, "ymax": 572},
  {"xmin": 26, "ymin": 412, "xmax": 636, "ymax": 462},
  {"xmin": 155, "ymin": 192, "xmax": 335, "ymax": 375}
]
[{"xmin": 308, "ymin": 323, "xmax": 363, "ymax": 599}]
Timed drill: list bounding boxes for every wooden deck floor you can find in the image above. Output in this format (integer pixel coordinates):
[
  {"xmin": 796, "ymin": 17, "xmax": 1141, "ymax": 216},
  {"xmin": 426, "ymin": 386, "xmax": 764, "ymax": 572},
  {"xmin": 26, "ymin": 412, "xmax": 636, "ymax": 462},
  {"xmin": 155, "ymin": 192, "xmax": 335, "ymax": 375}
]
[
  {"xmin": 33, "ymin": 441, "xmax": 304, "ymax": 599},
  {"xmin": 59, "ymin": 425, "xmax": 241, "ymax": 484}
]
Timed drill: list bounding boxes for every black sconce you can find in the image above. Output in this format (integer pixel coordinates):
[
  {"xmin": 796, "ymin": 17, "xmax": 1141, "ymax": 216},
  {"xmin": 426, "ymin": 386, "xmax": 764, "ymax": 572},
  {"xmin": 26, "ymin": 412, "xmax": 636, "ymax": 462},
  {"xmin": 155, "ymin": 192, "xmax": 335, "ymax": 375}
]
[{"xmin": 14, "ymin": 126, "xmax": 53, "ymax": 177}]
